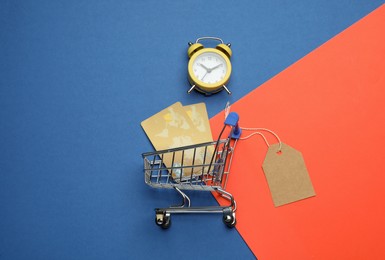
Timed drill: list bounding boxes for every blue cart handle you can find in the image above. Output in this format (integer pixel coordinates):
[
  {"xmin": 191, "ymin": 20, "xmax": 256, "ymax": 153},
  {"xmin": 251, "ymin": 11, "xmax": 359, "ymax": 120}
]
[{"xmin": 224, "ymin": 112, "xmax": 242, "ymax": 139}]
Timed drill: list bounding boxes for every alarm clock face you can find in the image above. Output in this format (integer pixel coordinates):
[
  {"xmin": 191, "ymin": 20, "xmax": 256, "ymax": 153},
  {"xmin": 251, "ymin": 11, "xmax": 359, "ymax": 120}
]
[{"xmin": 191, "ymin": 51, "xmax": 229, "ymax": 85}]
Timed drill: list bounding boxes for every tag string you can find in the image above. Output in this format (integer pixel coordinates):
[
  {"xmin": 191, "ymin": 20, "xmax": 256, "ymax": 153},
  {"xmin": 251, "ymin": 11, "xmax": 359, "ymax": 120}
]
[
  {"xmin": 240, "ymin": 127, "xmax": 282, "ymax": 152},
  {"xmin": 224, "ymin": 101, "xmax": 231, "ymax": 119},
  {"xmin": 239, "ymin": 131, "xmax": 270, "ymax": 146},
  {"xmin": 224, "ymin": 102, "xmax": 282, "ymax": 152}
]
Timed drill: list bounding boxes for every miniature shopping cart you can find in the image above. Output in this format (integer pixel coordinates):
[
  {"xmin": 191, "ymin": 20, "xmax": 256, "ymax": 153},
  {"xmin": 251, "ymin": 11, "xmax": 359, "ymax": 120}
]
[{"xmin": 142, "ymin": 112, "xmax": 241, "ymax": 229}]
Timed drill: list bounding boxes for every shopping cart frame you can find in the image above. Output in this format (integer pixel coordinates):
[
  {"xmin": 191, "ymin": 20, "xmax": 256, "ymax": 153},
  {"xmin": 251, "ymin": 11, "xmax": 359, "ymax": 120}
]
[{"xmin": 142, "ymin": 112, "xmax": 241, "ymax": 229}]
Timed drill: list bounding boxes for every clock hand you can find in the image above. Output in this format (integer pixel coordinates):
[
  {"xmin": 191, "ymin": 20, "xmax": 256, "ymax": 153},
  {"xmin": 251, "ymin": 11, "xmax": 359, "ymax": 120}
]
[
  {"xmin": 209, "ymin": 63, "xmax": 223, "ymax": 71},
  {"xmin": 201, "ymin": 71, "xmax": 208, "ymax": 81},
  {"xmin": 198, "ymin": 63, "xmax": 210, "ymax": 71}
]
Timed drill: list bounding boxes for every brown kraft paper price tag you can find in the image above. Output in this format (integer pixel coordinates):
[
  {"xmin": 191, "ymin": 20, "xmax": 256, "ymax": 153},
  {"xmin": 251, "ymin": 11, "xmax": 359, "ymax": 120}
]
[{"xmin": 262, "ymin": 143, "xmax": 316, "ymax": 207}]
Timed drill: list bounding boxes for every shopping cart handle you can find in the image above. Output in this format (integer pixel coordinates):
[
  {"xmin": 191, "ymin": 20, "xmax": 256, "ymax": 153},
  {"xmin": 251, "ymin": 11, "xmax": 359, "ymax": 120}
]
[{"xmin": 225, "ymin": 112, "xmax": 241, "ymax": 139}]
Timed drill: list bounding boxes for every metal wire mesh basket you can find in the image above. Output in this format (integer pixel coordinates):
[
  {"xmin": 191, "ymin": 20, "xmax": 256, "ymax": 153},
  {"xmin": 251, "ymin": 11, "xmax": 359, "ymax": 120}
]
[{"xmin": 142, "ymin": 112, "xmax": 241, "ymax": 229}]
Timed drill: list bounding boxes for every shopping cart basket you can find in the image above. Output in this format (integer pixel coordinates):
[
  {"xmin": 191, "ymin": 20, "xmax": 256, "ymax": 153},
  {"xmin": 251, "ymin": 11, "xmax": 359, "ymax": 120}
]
[{"xmin": 142, "ymin": 112, "xmax": 241, "ymax": 229}]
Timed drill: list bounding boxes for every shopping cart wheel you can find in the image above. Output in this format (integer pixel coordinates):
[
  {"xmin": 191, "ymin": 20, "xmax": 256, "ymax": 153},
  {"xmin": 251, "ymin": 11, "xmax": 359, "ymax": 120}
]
[
  {"xmin": 223, "ymin": 209, "xmax": 236, "ymax": 228},
  {"xmin": 155, "ymin": 211, "xmax": 171, "ymax": 229}
]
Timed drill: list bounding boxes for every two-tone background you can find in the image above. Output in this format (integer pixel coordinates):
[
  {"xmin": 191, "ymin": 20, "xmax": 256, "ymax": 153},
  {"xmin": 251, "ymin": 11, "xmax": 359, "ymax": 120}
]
[{"xmin": 1, "ymin": 1, "xmax": 384, "ymax": 259}]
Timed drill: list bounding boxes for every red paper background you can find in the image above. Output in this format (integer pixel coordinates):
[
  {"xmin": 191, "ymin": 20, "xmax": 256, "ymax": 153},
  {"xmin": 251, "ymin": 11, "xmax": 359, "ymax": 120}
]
[{"xmin": 211, "ymin": 5, "xmax": 385, "ymax": 259}]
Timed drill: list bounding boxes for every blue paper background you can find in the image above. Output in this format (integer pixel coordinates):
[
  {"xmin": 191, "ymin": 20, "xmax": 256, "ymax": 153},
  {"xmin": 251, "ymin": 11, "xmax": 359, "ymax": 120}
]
[{"xmin": 1, "ymin": 1, "xmax": 384, "ymax": 259}]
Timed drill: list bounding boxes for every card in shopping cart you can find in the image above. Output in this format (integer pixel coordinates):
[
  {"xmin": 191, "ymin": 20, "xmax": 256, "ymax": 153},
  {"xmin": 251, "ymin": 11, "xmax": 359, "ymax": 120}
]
[
  {"xmin": 141, "ymin": 102, "xmax": 214, "ymax": 182},
  {"xmin": 183, "ymin": 103, "xmax": 213, "ymax": 137}
]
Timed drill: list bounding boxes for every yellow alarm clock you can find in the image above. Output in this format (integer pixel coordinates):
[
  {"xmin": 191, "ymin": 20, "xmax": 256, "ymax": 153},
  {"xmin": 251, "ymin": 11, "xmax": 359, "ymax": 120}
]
[{"xmin": 187, "ymin": 37, "xmax": 232, "ymax": 95}]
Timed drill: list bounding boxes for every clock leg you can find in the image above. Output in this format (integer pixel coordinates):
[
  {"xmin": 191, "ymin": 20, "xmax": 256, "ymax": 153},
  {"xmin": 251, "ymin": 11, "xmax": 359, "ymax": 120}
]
[
  {"xmin": 223, "ymin": 85, "xmax": 232, "ymax": 95},
  {"xmin": 187, "ymin": 85, "xmax": 196, "ymax": 94}
]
